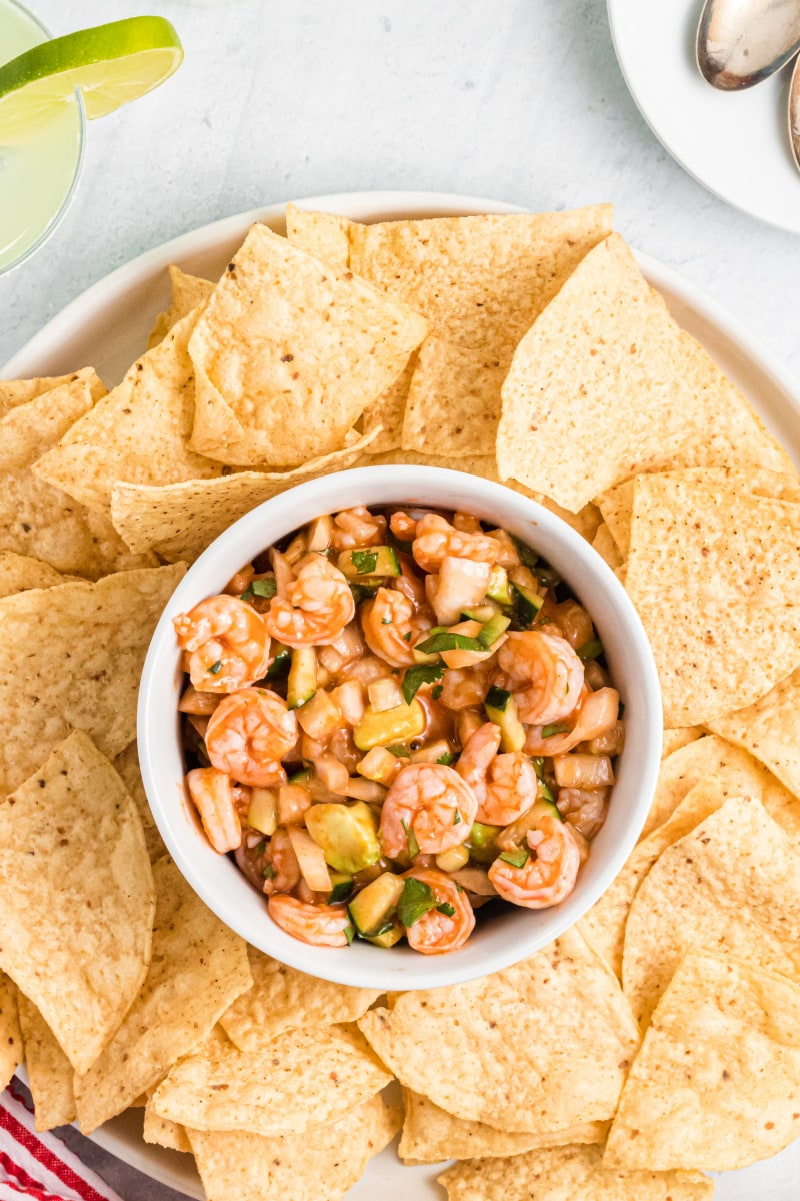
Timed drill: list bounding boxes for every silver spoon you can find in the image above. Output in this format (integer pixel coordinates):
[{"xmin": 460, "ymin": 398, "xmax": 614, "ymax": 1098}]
[
  {"xmin": 790, "ymin": 51, "xmax": 800, "ymax": 166},
  {"xmin": 697, "ymin": 0, "xmax": 800, "ymax": 89}
]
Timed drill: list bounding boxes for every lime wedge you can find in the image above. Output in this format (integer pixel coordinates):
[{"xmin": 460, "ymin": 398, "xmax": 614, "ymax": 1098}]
[{"xmin": 0, "ymin": 16, "xmax": 183, "ymax": 144}]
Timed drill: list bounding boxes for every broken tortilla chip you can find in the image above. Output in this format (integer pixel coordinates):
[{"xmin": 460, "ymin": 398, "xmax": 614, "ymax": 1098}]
[
  {"xmin": 17, "ymin": 995, "xmax": 76, "ymax": 1130},
  {"xmin": 0, "ymin": 973, "xmax": 22, "ymax": 1092},
  {"xmin": 143, "ymin": 1099, "xmax": 192, "ymax": 1152},
  {"xmin": 0, "ymin": 551, "xmax": 70, "ymax": 597},
  {"xmin": 285, "ymin": 203, "xmax": 352, "ymax": 267},
  {"xmin": 147, "ymin": 266, "xmax": 214, "ymax": 349}
]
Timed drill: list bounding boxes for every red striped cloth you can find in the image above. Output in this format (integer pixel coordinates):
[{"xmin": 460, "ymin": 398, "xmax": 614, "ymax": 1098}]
[{"xmin": 0, "ymin": 1081, "xmax": 123, "ymax": 1201}]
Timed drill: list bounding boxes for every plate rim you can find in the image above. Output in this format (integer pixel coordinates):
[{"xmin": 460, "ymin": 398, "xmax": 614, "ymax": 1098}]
[{"xmin": 6, "ymin": 187, "xmax": 800, "ymax": 1199}]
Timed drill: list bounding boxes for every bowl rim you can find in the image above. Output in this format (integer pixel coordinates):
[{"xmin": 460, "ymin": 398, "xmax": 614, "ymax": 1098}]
[{"xmin": 138, "ymin": 464, "xmax": 663, "ymax": 991}]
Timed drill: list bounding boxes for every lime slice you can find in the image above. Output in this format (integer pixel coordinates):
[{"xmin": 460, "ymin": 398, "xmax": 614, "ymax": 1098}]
[{"xmin": 0, "ymin": 16, "xmax": 183, "ymax": 144}]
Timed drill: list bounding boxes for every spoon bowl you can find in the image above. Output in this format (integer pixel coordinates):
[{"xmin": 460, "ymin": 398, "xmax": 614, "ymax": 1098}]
[{"xmin": 697, "ymin": 0, "xmax": 800, "ymax": 89}]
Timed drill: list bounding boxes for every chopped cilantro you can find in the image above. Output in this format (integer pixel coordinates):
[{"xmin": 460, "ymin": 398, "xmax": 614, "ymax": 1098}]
[
  {"xmin": 351, "ymin": 549, "xmax": 379, "ymax": 575},
  {"xmin": 208, "ymin": 660, "xmax": 223, "ymax": 675},
  {"xmin": 453, "ymin": 810, "xmax": 462, "ymax": 824},
  {"xmin": 437, "ymin": 751, "xmax": 455, "ymax": 766},
  {"xmin": 402, "ymin": 662, "xmax": 445, "ymax": 705},
  {"xmin": 401, "ymin": 818, "xmax": 420, "ymax": 859},
  {"xmin": 381, "ymin": 617, "xmax": 392, "ymax": 625},
  {"xmin": 436, "ymin": 902, "xmax": 456, "ymax": 917},
  {"xmin": 417, "ymin": 630, "xmax": 483, "ymax": 655},
  {"xmin": 498, "ymin": 848, "xmax": 529, "ymax": 869},
  {"xmin": 403, "ymin": 630, "xmax": 412, "ymax": 641},
  {"xmin": 541, "ymin": 721, "xmax": 571, "ymax": 738},
  {"xmin": 397, "ymin": 877, "xmax": 438, "ymax": 927},
  {"xmin": 262, "ymin": 863, "xmax": 276, "ymax": 879},
  {"xmin": 344, "ymin": 922, "xmax": 355, "ymax": 945},
  {"xmin": 254, "ymin": 840, "xmax": 266, "ymax": 856},
  {"xmin": 242, "ymin": 577, "xmax": 277, "ymax": 602},
  {"xmin": 387, "ymin": 745, "xmax": 411, "ymax": 758},
  {"xmin": 431, "ymin": 685, "xmax": 443, "ymax": 701}
]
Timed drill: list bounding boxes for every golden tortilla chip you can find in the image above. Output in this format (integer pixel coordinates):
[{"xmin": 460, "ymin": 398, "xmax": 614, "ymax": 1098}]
[
  {"xmin": 0, "ymin": 562, "xmax": 184, "ymax": 796},
  {"xmin": 147, "ymin": 266, "xmax": 214, "ymax": 349},
  {"xmin": 143, "ymin": 1098, "xmax": 191, "ymax": 1152},
  {"xmin": 591, "ymin": 523, "xmax": 625, "ymax": 573},
  {"xmin": 708, "ymin": 666, "xmax": 800, "ymax": 802},
  {"xmin": 401, "ymin": 338, "xmax": 508, "ymax": 456},
  {"xmin": 358, "ymin": 927, "xmax": 639, "ymax": 1133},
  {"xmin": 0, "ymin": 372, "xmax": 88, "ymax": 415},
  {"xmin": 0, "ymin": 552, "xmax": 70, "ymax": 597},
  {"xmin": 32, "ymin": 307, "xmax": 222, "ymax": 513},
  {"xmin": 358, "ymin": 356, "xmax": 416, "ymax": 453},
  {"xmin": 606, "ymin": 951, "xmax": 800, "ymax": 1171},
  {"xmin": 0, "ymin": 972, "xmax": 22, "ymax": 1091},
  {"xmin": 438, "ymin": 1142, "xmax": 713, "ymax": 1201},
  {"xmin": 219, "ymin": 946, "xmax": 378, "ymax": 1052},
  {"xmin": 17, "ymin": 995, "xmax": 76, "ymax": 1130},
  {"xmin": 622, "ymin": 796, "xmax": 800, "ymax": 1028},
  {"xmin": 151, "ymin": 1023, "xmax": 392, "ymax": 1135},
  {"xmin": 0, "ymin": 732, "xmax": 155, "ymax": 1073},
  {"xmin": 624, "ymin": 476, "xmax": 800, "ymax": 726},
  {"xmin": 187, "ymin": 1092, "xmax": 400, "ymax": 1201},
  {"xmin": 74, "ymin": 855, "xmax": 252, "ymax": 1133},
  {"xmin": 109, "ymin": 428, "xmax": 380, "ymax": 561},
  {"xmin": 285, "ymin": 203, "xmax": 352, "ymax": 267},
  {"xmin": 496, "ymin": 235, "xmax": 790, "ymax": 510},
  {"xmin": 112, "ymin": 741, "xmax": 165, "ymax": 863},
  {"xmin": 660, "ymin": 727, "xmax": 704, "ymax": 759},
  {"xmin": 0, "ymin": 368, "xmax": 104, "ymax": 470},
  {"xmin": 399, "ymin": 1089, "xmax": 608, "ymax": 1163},
  {"xmin": 187, "ymin": 224, "xmax": 428, "ymax": 465}
]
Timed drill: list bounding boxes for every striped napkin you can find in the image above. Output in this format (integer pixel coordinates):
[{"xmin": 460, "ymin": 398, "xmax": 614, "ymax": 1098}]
[{"xmin": 0, "ymin": 1081, "xmax": 123, "ymax": 1201}]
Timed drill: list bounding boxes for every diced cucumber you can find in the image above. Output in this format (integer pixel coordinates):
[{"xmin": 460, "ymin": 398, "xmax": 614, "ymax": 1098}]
[
  {"xmin": 327, "ymin": 872, "xmax": 355, "ymax": 904},
  {"xmin": 266, "ymin": 642, "xmax": 290, "ymax": 678},
  {"xmin": 477, "ymin": 612, "xmax": 511, "ymax": 648},
  {"xmin": 487, "ymin": 564, "xmax": 512, "ymax": 604},
  {"xmin": 287, "ymin": 766, "xmax": 311, "ymax": 784},
  {"xmin": 510, "ymin": 581, "xmax": 543, "ymax": 628},
  {"xmin": 338, "ymin": 546, "xmax": 401, "ymax": 579},
  {"xmin": 364, "ymin": 916, "xmax": 404, "ymax": 947},
  {"xmin": 348, "ymin": 872, "xmax": 405, "ymax": 936},
  {"xmin": 305, "ymin": 801, "xmax": 381, "ymax": 874},
  {"xmin": 467, "ymin": 820, "xmax": 501, "ymax": 864},
  {"xmin": 287, "ymin": 646, "xmax": 317, "ymax": 709},
  {"xmin": 485, "ymin": 686, "xmax": 525, "ymax": 752},
  {"xmin": 353, "ymin": 698, "xmax": 426, "ymax": 751},
  {"xmin": 530, "ymin": 796, "xmax": 563, "ymax": 822},
  {"xmin": 461, "ymin": 604, "xmax": 499, "ymax": 623}
]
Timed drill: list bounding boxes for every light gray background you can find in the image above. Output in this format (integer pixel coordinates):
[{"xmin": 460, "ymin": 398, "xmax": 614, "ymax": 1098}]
[{"xmin": 3, "ymin": 1, "xmax": 799, "ymax": 1198}]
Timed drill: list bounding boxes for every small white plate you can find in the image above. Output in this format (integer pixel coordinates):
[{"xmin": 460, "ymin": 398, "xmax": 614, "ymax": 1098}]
[{"xmin": 607, "ymin": 0, "xmax": 800, "ymax": 233}]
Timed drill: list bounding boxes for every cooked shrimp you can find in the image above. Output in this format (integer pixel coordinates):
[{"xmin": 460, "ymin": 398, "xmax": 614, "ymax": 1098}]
[
  {"xmin": 557, "ymin": 788, "xmax": 610, "ymax": 840},
  {"xmin": 456, "ymin": 722, "xmax": 538, "ymax": 825},
  {"xmin": 268, "ymin": 894, "xmax": 352, "ymax": 947},
  {"xmin": 262, "ymin": 827, "xmax": 301, "ymax": 894},
  {"xmin": 361, "ymin": 587, "xmax": 417, "ymax": 667},
  {"xmin": 174, "ymin": 595, "xmax": 271, "ymax": 693},
  {"xmin": 380, "ymin": 763, "xmax": 478, "ymax": 857},
  {"xmin": 186, "ymin": 767, "xmax": 241, "ymax": 853},
  {"xmin": 330, "ymin": 506, "xmax": 387, "ymax": 550},
  {"xmin": 488, "ymin": 815, "xmax": 580, "ymax": 908},
  {"xmin": 390, "ymin": 510, "xmax": 418, "ymax": 542},
  {"xmin": 402, "ymin": 868, "xmax": 475, "ymax": 955},
  {"xmin": 439, "ymin": 662, "xmax": 492, "ymax": 710},
  {"xmin": 412, "ymin": 513, "xmax": 501, "ymax": 573},
  {"xmin": 264, "ymin": 553, "xmax": 355, "ymax": 647},
  {"xmin": 495, "ymin": 631, "xmax": 584, "ymax": 725},
  {"xmin": 524, "ymin": 686, "xmax": 619, "ymax": 756},
  {"xmin": 205, "ymin": 688, "xmax": 297, "ymax": 786}
]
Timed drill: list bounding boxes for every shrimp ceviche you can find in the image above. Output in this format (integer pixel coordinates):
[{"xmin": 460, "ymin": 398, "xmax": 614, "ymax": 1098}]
[{"xmin": 174, "ymin": 505, "xmax": 624, "ymax": 955}]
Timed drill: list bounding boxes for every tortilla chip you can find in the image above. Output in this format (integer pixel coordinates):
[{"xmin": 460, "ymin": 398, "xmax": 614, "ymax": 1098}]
[
  {"xmin": 285, "ymin": 203, "xmax": 353, "ymax": 267},
  {"xmin": 151, "ymin": 1023, "xmax": 392, "ymax": 1135},
  {"xmin": 606, "ymin": 950, "xmax": 800, "ymax": 1170},
  {"xmin": 359, "ymin": 355, "xmax": 416, "ymax": 453},
  {"xmin": 112, "ymin": 741, "xmax": 165, "ymax": 862},
  {"xmin": 438, "ymin": 1143, "xmax": 713, "ymax": 1201},
  {"xmin": 0, "ymin": 972, "xmax": 22, "ymax": 1091},
  {"xmin": 109, "ymin": 428, "xmax": 380, "ymax": 561},
  {"xmin": 74, "ymin": 854, "xmax": 252, "ymax": 1133},
  {"xmin": 219, "ymin": 946, "xmax": 378, "ymax": 1052},
  {"xmin": 147, "ymin": 267, "xmax": 214, "ymax": 349},
  {"xmin": 17, "ymin": 995, "xmax": 76, "ymax": 1130},
  {"xmin": 660, "ymin": 727, "xmax": 704, "ymax": 759},
  {"xmin": 143, "ymin": 1098, "xmax": 192, "ymax": 1152},
  {"xmin": 399, "ymin": 1089, "xmax": 608, "ymax": 1163},
  {"xmin": 32, "ymin": 307, "xmax": 222, "ymax": 513},
  {"xmin": 624, "ymin": 476, "xmax": 800, "ymax": 726},
  {"xmin": 358, "ymin": 927, "xmax": 639, "ymax": 1133},
  {"xmin": 0, "ymin": 552, "xmax": 70, "ymax": 597},
  {"xmin": 187, "ymin": 224, "xmax": 428, "ymax": 465},
  {"xmin": 187, "ymin": 1092, "xmax": 400, "ymax": 1201},
  {"xmin": 622, "ymin": 796, "xmax": 800, "ymax": 1028},
  {"xmin": 401, "ymin": 339, "xmax": 508, "ymax": 456},
  {"xmin": 591, "ymin": 523, "xmax": 625, "ymax": 573},
  {"xmin": 0, "ymin": 372, "xmax": 89, "ymax": 415},
  {"xmin": 0, "ymin": 368, "xmax": 105, "ymax": 470},
  {"xmin": 496, "ymin": 235, "xmax": 791, "ymax": 511},
  {"xmin": 707, "ymin": 666, "xmax": 800, "ymax": 802},
  {"xmin": 0, "ymin": 562, "xmax": 184, "ymax": 796},
  {"xmin": 0, "ymin": 732, "xmax": 155, "ymax": 1073}
]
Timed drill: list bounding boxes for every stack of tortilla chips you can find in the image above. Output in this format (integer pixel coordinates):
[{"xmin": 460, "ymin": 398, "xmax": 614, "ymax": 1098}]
[{"xmin": 1, "ymin": 202, "xmax": 800, "ymax": 1199}]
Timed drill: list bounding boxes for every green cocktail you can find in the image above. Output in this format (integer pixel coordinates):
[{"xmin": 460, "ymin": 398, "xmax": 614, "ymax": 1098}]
[{"xmin": 0, "ymin": 0, "xmax": 84, "ymax": 274}]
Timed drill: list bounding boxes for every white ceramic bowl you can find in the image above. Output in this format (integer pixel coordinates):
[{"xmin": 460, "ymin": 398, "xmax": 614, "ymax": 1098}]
[{"xmin": 138, "ymin": 464, "xmax": 662, "ymax": 991}]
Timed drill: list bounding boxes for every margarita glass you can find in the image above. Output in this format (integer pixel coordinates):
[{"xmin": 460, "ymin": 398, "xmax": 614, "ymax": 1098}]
[{"xmin": 0, "ymin": 0, "xmax": 84, "ymax": 275}]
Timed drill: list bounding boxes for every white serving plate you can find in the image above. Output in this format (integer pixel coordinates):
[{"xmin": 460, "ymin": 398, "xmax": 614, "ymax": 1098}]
[
  {"xmin": 607, "ymin": 0, "xmax": 800, "ymax": 235},
  {"xmin": 5, "ymin": 192, "xmax": 800, "ymax": 1200}
]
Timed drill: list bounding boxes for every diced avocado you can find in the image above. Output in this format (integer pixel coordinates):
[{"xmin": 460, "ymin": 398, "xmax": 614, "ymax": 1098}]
[
  {"xmin": 348, "ymin": 871, "xmax": 405, "ymax": 936},
  {"xmin": 487, "ymin": 564, "xmax": 512, "ymax": 604},
  {"xmin": 510, "ymin": 581, "xmax": 543, "ymax": 628},
  {"xmin": 327, "ymin": 872, "xmax": 355, "ymax": 904},
  {"xmin": 477, "ymin": 612, "xmax": 511, "ymax": 648},
  {"xmin": 287, "ymin": 646, "xmax": 317, "ymax": 709},
  {"xmin": 467, "ymin": 820, "xmax": 501, "ymax": 864},
  {"xmin": 353, "ymin": 698, "xmax": 426, "ymax": 751},
  {"xmin": 266, "ymin": 642, "xmax": 290, "ymax": 678},
  {"xmin": 364, "ymin": 916, "xmax": 405, "ymax": 948},
  {"xmin": 305, "ymin": 801, "xmax": 381, "ymax": 874},
  {"xmin": 485, "ymin": 685, "xmax": 525, "ymax": 752},
  {"xmin": 338, "ymin": 546, "xmax": 401, "ymax": 579}
]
